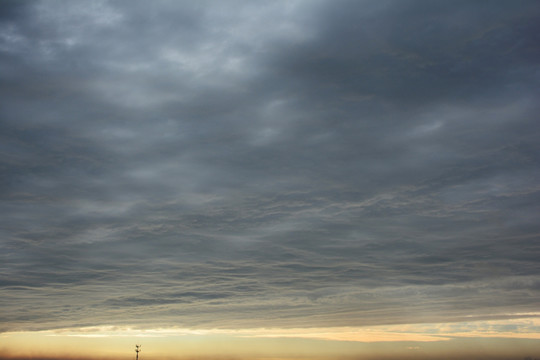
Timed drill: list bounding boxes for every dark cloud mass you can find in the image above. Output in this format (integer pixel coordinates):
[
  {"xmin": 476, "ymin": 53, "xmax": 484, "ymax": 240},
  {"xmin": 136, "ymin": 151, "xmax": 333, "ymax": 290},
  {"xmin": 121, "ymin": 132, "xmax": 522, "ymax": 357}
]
[{"xmin": 1, "ymin": 0, "xmax": 539, "ymax": 332}]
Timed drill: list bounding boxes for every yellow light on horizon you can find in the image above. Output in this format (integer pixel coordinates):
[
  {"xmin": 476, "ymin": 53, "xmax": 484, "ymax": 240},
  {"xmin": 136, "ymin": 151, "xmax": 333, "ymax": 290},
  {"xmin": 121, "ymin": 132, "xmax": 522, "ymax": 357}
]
[{"xmin": 1, "ymin": 316, "xmax": 540, "ymax": 360}]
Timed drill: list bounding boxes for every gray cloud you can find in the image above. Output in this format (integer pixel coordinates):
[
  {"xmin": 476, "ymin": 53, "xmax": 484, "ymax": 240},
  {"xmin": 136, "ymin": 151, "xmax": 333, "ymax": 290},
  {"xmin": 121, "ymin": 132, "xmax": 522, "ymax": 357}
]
[{"xmin": 1, "ymin": 0, "xmax": 539, "ymax": 332}]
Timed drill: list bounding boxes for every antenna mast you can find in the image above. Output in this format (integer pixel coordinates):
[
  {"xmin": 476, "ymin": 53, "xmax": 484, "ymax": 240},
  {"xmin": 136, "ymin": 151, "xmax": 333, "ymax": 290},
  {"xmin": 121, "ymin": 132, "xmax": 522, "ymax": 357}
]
[{"xmin": 135, "ymin": 345, "xmax": 141, "ymax": 360}]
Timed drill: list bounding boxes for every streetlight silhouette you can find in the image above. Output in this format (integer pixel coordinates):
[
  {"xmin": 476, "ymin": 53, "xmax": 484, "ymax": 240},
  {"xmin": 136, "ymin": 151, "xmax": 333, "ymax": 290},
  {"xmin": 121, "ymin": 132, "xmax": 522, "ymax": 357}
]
[{"xmin": 135, "ymin": 345, "xmax": 141, "ymax": 360}]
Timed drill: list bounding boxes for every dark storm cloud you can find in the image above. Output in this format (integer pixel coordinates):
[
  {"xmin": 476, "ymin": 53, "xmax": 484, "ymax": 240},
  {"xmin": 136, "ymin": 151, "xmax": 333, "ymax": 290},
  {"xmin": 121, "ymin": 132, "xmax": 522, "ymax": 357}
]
[{"xmin": 1, "ymin": 0, "xmax": 539, "ymax": 332}]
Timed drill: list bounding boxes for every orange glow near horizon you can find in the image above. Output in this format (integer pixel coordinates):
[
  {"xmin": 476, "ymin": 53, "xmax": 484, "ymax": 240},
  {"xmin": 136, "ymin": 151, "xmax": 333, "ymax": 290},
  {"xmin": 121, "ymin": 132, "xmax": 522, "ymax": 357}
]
[{"xmin": 2, "ymin": 317, "xmax": 540, "ymax": 360}]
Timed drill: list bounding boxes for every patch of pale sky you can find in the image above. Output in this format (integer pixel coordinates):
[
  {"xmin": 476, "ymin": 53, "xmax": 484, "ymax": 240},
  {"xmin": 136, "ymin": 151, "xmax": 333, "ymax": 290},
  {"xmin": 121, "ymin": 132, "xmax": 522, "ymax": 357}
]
[{"xmin": 4, "ymin": 314, "xmax": 537, "ymax": 342}]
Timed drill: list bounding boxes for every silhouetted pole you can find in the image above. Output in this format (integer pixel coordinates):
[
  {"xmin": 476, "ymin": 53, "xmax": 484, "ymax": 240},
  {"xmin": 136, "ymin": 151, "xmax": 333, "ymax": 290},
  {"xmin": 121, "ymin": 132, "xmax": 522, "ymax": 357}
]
[{"xmin": 135, "ymin": 345, "xmax": 141, "ymax": 360}]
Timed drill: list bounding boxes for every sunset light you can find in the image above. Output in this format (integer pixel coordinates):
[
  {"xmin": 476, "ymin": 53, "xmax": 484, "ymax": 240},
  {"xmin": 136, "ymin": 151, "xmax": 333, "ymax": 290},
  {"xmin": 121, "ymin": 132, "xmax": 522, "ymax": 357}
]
[{"xmin": 1, "ymin": 1, "xmax": 539, "ymax": 359}]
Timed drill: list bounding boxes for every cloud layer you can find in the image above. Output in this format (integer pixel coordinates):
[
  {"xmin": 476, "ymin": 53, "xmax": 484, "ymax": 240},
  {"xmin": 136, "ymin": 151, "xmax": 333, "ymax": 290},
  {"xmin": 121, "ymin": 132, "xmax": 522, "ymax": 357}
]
[{"xmin": 1, "ymin": 0, "xmax": 539, "ymax": 332}]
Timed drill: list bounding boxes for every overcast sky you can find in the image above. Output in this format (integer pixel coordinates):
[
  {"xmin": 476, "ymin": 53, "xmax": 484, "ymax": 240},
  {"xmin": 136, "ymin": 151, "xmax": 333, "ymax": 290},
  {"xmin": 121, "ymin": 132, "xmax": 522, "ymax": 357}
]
[{"xmin": 1, "ymin": 0, "xmax": 539, "ymax": 333}]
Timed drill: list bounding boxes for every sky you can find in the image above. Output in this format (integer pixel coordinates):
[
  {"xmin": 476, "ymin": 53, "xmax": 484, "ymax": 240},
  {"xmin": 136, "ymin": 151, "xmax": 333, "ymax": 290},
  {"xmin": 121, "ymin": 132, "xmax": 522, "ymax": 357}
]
[{"xmin": 1, "ymin": 0, "xmax": 540, "ymax": 359}]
